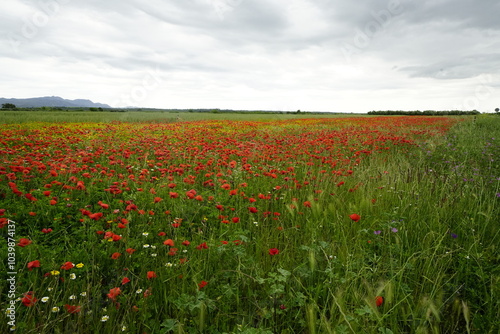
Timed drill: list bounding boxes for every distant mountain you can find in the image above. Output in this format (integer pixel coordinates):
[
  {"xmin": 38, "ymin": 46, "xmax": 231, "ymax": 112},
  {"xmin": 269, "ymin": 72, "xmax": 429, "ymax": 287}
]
[{"xmin": 0, "ymin": 96, "xmax": 111, "ymax": 108}]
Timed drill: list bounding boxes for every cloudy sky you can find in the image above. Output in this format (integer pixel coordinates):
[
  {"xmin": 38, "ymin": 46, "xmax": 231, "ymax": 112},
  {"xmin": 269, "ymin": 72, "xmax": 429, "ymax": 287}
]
[{"xmin": 1, "ymin": 0, "xmax": 499, "ymax": 112}]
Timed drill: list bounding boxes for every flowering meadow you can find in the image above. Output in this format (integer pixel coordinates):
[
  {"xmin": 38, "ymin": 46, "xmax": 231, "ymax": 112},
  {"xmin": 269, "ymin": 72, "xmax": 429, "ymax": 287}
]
[{"xmin": 1, "ymin": 115, "xmax": 499, "ymax": 333}]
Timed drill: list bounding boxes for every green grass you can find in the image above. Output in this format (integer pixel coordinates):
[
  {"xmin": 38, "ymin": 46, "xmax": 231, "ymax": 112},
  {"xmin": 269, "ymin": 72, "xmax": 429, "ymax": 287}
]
[{"xmin": 0, "ymin": 110, "xmax": 359, "ymax": 123}]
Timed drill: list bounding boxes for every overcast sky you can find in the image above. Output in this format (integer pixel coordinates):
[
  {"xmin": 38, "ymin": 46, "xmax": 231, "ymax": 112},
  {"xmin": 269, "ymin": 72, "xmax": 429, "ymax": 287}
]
[{"xmin": 1, "ymin": 0, "xmax": 499, "ymax": 112}]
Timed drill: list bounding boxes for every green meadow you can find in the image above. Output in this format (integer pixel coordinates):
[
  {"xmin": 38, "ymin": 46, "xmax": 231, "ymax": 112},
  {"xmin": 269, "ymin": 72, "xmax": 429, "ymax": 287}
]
[
  {"xmin": 0, "ymin": 113, "xmax": 498, "ymax": 333},
  {"xmin": 0, "ymin": 110, "xmax": 352, "ymax": 123}
]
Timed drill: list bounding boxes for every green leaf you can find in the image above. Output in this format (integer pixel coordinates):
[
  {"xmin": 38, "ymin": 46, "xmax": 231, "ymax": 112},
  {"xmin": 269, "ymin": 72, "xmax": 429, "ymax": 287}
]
[
  {"xmin": 277, "ymin": 268, "xmax": 291, "ymax": 277},
  {"xmin": 160, "ymin": 319, "xmax": 178, "ymax": 332},
  {"xmin": 355, "ymin": 305, "xmax": 372, "ymax": 315}
]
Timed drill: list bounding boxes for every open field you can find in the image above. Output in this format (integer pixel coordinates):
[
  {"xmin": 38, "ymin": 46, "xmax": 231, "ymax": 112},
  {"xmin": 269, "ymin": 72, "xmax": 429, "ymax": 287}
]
[
  {"xmin": 0, "ymin": 110, "xmax": 359, "ymax": 124},
  {"xmin": 1, "ymin": 115, "xmax": 499, "ymax": 333}
]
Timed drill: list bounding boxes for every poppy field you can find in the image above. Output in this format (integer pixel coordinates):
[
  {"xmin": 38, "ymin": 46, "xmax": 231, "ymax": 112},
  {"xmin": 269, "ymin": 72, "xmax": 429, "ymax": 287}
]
[{"xmin": 1, "ymin": 115, "xmax": 499, "ymax": 333}]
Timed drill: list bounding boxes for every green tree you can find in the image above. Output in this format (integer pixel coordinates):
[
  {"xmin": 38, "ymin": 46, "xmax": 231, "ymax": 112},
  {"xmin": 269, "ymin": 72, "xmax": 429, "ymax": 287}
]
[{"xmin": 2, "ymin": 103, "xmax": 16, "ymax": 109}]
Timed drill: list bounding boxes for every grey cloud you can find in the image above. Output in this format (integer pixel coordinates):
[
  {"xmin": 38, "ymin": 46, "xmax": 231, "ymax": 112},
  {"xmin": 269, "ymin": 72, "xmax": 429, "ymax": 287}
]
[
  {"xmin": 400, "ymin": 0, "xmax": 500, "ymax": 30},
  {"xmin": 2, "ymin": 0, "xmax": 499, "ymax": 112},
  {"xmin": 400, "ymin": 54, "xmax": 500, "ymax": 79}
]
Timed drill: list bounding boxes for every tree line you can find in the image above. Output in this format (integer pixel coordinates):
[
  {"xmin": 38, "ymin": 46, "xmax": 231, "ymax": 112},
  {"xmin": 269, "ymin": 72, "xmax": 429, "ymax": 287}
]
[{"xmin": 368, "ymin": 110, "xmax": 481, "ymax": 115}]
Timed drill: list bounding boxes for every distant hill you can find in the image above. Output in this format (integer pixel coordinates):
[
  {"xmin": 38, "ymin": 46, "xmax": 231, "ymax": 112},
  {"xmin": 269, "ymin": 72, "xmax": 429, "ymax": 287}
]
[{"xmin": 0, "ymin": 96, "xmax": 111, "ymax": 108}]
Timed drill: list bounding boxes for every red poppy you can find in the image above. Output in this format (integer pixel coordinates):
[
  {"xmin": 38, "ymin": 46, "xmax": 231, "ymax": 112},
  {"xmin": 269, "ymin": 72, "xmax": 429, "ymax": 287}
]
[
  {"xmin": 375, "ymin": 296, "xmax": 384, "ymax": 307},
  {"xmin": 248, "ymin": 207, "xmax": 258, "ymax": 213},
  {"xmin": 61, "ymin": 262, "xmax": 74, "ymax": 270},
  {"xmin": 303, "ymin": 201, "xmax": 311, "ymax": 208},
  {"xmin": 111, "ymin": 252, "xmax": 121, "ymax": 260},
  {"xmin": 98, "ymin": 201, "xmax": 109, "ymax": 209},
  {"xmin": 198, "ymin": 280, "xmax": 208, "ymax": 290},
  {"xmin": 125, "ymin": 203, "xmax": 138, "ymax": 211},
  {"xmin": 21, "ymin": 292, "xmax": 37, "ymax": 307},
  {"xmin": 88, "ymin": 212, "xmax": 103, "ymax": 221},
  {"xmin": 349, "ymin": 214, "xmax": 361, "ymax": 222},
  {"xmin": 107, "ymin": 287, "xmax": 121, "ymax": 300},
  {"xmin": 17, "ymin": 238, "xmax": 32, "ymax": 247},
  {"xmin": 182, "ymin": 240, "xmax": 190, "ymax": 246},
  {"xmin": 24, "ymin": 193, "xmax": 37, "ymax": 201},
  {"xmin": 196, "ymin": 242, "xmax": 208, "ymax": 250},
  {"xmin": 269, "ymin": 248, "xmax": 280, "ymax": 256},
  {"xmin": 76, "ymin": 181, "xmax": 85, "ymax": 190},
  {"xmin": 121, "ymin": 277, "xmax": 131, "ymax": 285},
  {"xmin": 185, "ymin": 190, "xmax": 196, "ymax": 199},
  {"xmin": 81, "ymin": 209, "xmax": 91, "ymax": 216},
  {"xmin": 232, "ymin": 217, "xmax": 240, "ymax": 223},
  {"xmin": 153, "ymin": 197, "xmax": 162, "ymax": 203},
  {"xmin": 143, "ymin": 288, "xmax": 152, "ymax": 298},
  {"xmin": 163, "ymin": 239, "xmax": 174, "ymax": 246},
  {"xmin": 147, "ymin": 271, "xmax": 157, "ymax": 279},
  {"xmin": 126, "ymin": 248, "xmax": 136, "ymax": 254},
  {"xmin": 64, "ymin": 304, "xmax": 81, "ymax": 313},
  {"xmin": 27, "ymin": 260, "xmax": 40, "ymax": 271}
]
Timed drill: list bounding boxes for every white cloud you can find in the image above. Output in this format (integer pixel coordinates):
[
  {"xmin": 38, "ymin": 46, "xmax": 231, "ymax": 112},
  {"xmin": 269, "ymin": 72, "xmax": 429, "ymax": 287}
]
[{"xmin": 1, "ymin": 0, "xmax": 498, "ymax": 112}]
